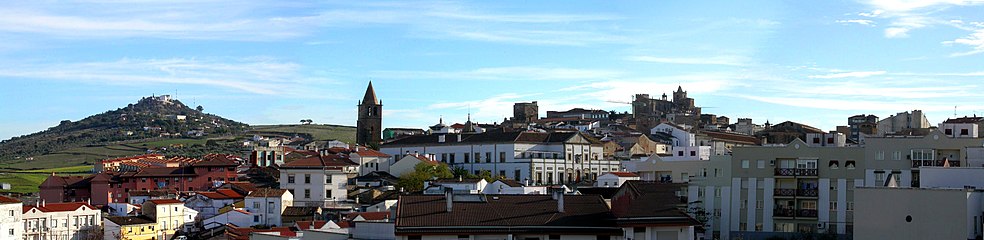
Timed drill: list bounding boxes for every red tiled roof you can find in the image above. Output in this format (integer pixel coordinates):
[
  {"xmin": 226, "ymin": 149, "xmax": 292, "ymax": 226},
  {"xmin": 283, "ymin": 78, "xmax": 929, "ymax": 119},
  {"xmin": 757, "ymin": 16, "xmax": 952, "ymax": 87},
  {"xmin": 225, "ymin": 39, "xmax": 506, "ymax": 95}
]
[
  {"xmin": 608, "ymin": 172, "xmax": 639, "ymax": 177},
  {"xmin": 336, "ymin": 221, "xmax": 351, "ymax": 228},
  {"xmin": 295, "ymin": 220, "xmax": 328, "ymax": 229},
  {"xmin": 247, "ymin": 188, "xmax": 288, "ymax": 197},
  {"xmin": 25, "ymin": 202, "xmax": 98, "ymax": 213},
  {"xmin": 0, "ymin": 195, "xmax": 21, "ymax": 204},
  {"xmin": 147, "ymin": 199, "xmax": 183, "ymax": 205},
  {"xmin": 346, "ymin": 211, "xmax": 390, "ymax": 221},
  {"xmin": 281, "ymin": 154, "xmax": 357, "ymax": 169},
  {"xmin": 355, "ymin": 148, "xmax": 391, "ymax": 157},
  {"xmin": 701, "ymin": 130, "xmax": 760, "ymax": 145},
  {"xmin": 197, "ymin": 189, "xmax": 244, "ymax": 200}
]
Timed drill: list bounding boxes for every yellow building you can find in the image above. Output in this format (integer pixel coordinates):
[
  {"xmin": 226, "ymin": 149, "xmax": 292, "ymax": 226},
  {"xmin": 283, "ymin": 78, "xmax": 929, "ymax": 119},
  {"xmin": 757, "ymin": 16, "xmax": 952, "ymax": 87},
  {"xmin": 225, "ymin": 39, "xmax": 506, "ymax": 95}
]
[
  {"xmin": 104, "ymin": 216, "xmax": 158, "ymax": 240},
  {"xmin": 144, "ymin": 199, "xmax": 189, "ymax": 239}
]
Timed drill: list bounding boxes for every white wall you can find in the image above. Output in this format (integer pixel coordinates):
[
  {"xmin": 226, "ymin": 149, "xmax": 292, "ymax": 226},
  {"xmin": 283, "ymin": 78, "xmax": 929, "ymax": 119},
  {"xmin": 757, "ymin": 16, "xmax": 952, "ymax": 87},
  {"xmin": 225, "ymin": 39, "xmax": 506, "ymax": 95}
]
[
  {"xmin": 281, "ymin": 169, "xmax": 348, "ymax": 206},
  {"xmin": 0, "ymin": 202, "xmax": 22, "ymax": 240},
  {"xmin": 921, "ymin": 167, "xmax": 984, "ymax": 189},
  {"xmin": 351, "ymin": 222, "xmax": 395, "ymax": 240}
]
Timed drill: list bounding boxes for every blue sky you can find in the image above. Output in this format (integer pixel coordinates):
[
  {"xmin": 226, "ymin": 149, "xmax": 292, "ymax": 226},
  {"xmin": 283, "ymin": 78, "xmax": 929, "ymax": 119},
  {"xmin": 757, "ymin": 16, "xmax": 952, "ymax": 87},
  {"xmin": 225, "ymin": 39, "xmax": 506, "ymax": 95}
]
[{"xmin": 2, "ymin": 0, "xmax": 984, "ymax": 140}]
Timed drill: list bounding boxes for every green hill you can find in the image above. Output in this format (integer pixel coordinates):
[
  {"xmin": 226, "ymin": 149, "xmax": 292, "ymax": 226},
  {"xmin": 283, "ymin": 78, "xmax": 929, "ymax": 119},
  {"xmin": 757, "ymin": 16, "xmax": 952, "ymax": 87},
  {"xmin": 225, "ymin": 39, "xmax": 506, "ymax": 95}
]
[
  {"xmin": 250, "ymin": 124, "xmax": 356, "ymax": 143},
  {"xmin": 0, "ymin": 95, "xmax": 249, "ymax": 163}
]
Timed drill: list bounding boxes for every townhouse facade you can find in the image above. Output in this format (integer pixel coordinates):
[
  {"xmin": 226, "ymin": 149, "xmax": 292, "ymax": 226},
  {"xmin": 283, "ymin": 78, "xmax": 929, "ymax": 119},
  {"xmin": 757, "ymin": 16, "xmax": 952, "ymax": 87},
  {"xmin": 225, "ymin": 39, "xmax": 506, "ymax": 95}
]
[
  {"xmin": 380, "ymin": 131, "xmax": 620, "ymax": 185},
  {"xmin": 22, "ymin": 202, "xmax": 101, "ymax": 240},
  {"xmin": 278, "ymin": 155, "xmax": 357, "ymax": 207},
  {"xmin": 0, "ymin": 196, "xmax": 22, "ymax": 240},
  {"xmin": 245, "ymin": 189, "xmax": 294, "ymax": 227}
]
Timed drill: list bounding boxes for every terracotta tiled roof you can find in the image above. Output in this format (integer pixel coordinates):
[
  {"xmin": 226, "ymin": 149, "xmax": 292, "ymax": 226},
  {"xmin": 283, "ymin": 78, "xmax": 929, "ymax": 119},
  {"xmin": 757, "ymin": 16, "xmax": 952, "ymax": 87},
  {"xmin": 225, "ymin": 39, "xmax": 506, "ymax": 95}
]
[
  {"xmin": 197, "ymin": 189, "xmax": 244, "ymax": 200},
  {"xmin": 247, "ymin": 188, "xmax": 288, "ymax": 197},
  {"xmin": 701, "ymin": 130, "xmax": 760, "ymax": 145},
  {"xmin": 294, "ymin": 220, "xmax": 328, "ymax": 230},
  {"xmin": 147, "ymin": 199, "xmax": 183, "ymax": 205},
  {"xmin": 25, "ymin": 202, "xmax": 98, "ymax": 213},
  {"xmin": 0, "ymin": 195, "xmax": 21, "ymax": 204},
  {"xmin": 610, "ymin": 181, "xmax": 699, "ymax": 227},
  {"xmin": 281, "ymin": 154, "xmax": 357, "ymax": 169},
  {"xmin": 355, "ymin": 148, "xmax": 391, "ymax": 157},
  {"xmin": 395, "ymin": 194, "xmax": 619, "ymax": 234},
  {"xmin": 193, "ymin": 154, "xmax": 240, "ymax": 167},
  {"xmin": 608, "ymin": 172, "xmax": 639, "ymax": 177},
  {"xmin": 282, "ymin": 206, "xmax": 319, "ymax": 216}
]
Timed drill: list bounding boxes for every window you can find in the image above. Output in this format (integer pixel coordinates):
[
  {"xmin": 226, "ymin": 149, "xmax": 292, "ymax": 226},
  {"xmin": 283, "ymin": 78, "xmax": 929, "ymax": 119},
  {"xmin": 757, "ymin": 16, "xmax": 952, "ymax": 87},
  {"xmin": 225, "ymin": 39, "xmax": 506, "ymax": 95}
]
[
  {"xmin": 876, "ymin": 151, "xmax": 885, "ymax": 160},
  {"xmin": 486, "ymin": 152, "xmax": 492, "ymax": 163},
  {"xmin": 739, "ymin": 222, "xmax": 747, "ymax": 231},
  {"xmin": 813, "ymin": 137, "xmax": 820, "ymax": 144},
  {"xmin": 268, "ymin": 201, "xmax": 276, "ymax": 213},
  {"xmin": 474, "ymin": 153, "xmax": 481, "ymax": 162},
  {"xmin": 962, "ymin": 129, "xmax": 970, "ymax": 136},
  {"xmin": 254, "ymin": 216, "xmax": 260, "ymax": 222},
  {"xmin": 515, "ymin": 169, "xmax": 522, "ymax": 181},
  {"xmin": 755, "ymin": 223, "xmax": 763, "ymax": 231},
  {"xmin": 500, "ymin": 152, "xmax": 506, "ymax": 162},
  {"xmin": 757, "ymin": 179, "xmax": 764, "ymax": 189},
  {"xmin": 304, "ymin": 174, "xmax": 311, "ymax": 184},
  {"xmin": 253, "ymin": 202, "xmax": 260, "ymax": 209},
  {"xmin": 326, "ymin": 190, "xmax": 332, "ymax": 198},
  {"xmin": 8, "ymin": 229, "xmax": 12, "ymax": 235},
  {"xmin": 464, "ymin": 154, "xmax": 470, "ymax": 163},
  {"xmin": 287, "ymin": 175, "xmax": 295, "ymax": 184},
  {"xmin": 801, "ymin": 201, "xmax": 817, "ymax": 210},
  {"xmin": 715, "ymin": 188, "xmax": 722, "ymax": 197},
  {"xmin": 449, "ymin": 153, "xmax": 456, "ymax": 163},
  {"xmin": 681, "ymin": 172, "xmax": 689, "ymax": 182},
  {"xmin": 690, "ymin": 151, "xmax": 696, "ymax": 156},
  {"xmin": 499, "ymin": 170, "xmax": 506, "ymax": 178},
  {"xmin": 742, "ymin": 179, "xmax": 749, "ymax": 188},
  {"xmin": 678, "ymin": 151, "xmax": 684, "ymax": 156},
  {"xmin": 829, "ymin": 160, "xmax": 839, "ymax": 169},
  {"xmin": 893, "ymin": 151, "xmax": 902, "ymax": 160},
  {"xmin": 7, "ymin": 210, "xmax": 11, "ymax": 216},
  {"xmin": 757, "ymin": 160, "xmax": 765, "ymax": 169},
  {"xmin": 911, "ymin": 149, "xmax": 936, "ymax": 161},
  {"xmin": 756, "ymin": 200, "xmax": 763, "ymax": 209},
  {"xmin": 945, "ymin": 128, "xmax": 953, "ymax": 135},
  {"xmin": 304, "ymin": 189, "xmax": 311, "ymax": 199},
  {"xmin": 845, "ymin": 161, "xmax": 856, "ymax": 169},
  {"xmin": 741, "ymin": 200, "xmax": 747, "ymax": 209},
  {"xmin": 830, "ymin": 201, "xmax": 838, "ymax": 211},
  {"xmin": 847, "ymin": 201, "xmax": 854, "ymax": 211},
  {"xmin": 742, "ymin": 160, "xmax": 749, "ymax": 168},
  {"xmin": 326, "ymin": 176, "xmax": 332, "ymax": 184},
  {"xmin": 875, "ymin": 171, "xmax": 885, "ymax": 186}
]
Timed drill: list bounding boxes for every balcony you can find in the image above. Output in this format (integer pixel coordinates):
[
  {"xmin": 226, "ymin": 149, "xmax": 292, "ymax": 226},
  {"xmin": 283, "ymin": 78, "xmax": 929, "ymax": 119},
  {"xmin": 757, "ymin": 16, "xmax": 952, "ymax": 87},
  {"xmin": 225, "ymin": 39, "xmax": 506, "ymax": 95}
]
[
  {"xmin": 795, "ymin": 169, "xmax": 818, "ymax": 177},
  {"xmin": 797, "ymin": 188, "xmax": 818, "ymax": 197},
  {"xmin": 774, "ymin": 208, "xmax": 796, "ymax": 218},
  {"xmin": 774, "ymin": 168, "xmax": 818, "ymax": 177},
  {"xmin": 797, "ymin": 209, "xmax": 818, "ymax": 218},
  {"xmin": 775, "ymin": 168, "xmax": 795, "ymax": 176},
  {"xmin": 912, "ymin": 160, "xmax": 960, "ymax": 168},
  {"xmin": 774, "ymin": 188, "xmax": 796, "ymax": 197}
]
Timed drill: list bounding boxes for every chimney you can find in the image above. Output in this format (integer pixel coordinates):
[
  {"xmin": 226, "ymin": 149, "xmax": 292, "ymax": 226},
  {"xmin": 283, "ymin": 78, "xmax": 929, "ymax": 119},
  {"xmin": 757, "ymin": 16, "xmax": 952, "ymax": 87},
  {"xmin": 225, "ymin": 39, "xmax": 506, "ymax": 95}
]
[
  {"xmin": 413, "ymin": 151, "xmax": 419, "ymax": 157},
  {"xmin": 445, "ymin": 188, "xmax": 454, "ymax": 212},
  {"xmin": 553, "ymin": 189, "xmax": 565, "ymax": 213}
]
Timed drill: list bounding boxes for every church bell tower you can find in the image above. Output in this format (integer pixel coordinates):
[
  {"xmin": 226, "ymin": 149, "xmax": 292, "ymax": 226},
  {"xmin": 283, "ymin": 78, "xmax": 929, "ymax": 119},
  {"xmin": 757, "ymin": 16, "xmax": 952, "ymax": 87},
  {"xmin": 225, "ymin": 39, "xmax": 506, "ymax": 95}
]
[{"xmin": 357, "ymin": 81, "xmax": 382, "ymax": 146}]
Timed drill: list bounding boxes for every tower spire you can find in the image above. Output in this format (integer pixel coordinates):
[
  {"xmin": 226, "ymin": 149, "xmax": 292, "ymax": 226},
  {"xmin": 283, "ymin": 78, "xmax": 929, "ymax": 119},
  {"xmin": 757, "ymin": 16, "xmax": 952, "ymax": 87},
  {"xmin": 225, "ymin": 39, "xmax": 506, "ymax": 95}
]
[{"xmin": 362, "ymin": 81, "xmax": 379, "ymax": 105}]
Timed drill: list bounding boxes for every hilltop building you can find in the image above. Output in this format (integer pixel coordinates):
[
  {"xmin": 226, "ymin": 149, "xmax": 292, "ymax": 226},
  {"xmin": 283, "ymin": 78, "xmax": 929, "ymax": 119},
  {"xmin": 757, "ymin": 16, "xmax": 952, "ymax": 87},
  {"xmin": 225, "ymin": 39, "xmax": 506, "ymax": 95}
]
[{"xmin": 632, "ymin": 86, "xmax": 702, "ymax": 132}]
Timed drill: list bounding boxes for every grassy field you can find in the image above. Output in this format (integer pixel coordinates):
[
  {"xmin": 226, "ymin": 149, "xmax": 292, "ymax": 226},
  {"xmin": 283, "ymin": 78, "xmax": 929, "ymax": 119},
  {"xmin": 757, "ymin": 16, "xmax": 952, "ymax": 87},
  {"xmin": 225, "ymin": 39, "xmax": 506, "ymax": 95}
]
[
  {"xmin": 0, "ymin": 165, "xmax": 94, "ymax": 194},
  {"xmin": 0, "ymin": 138, "xmax": 211, "ymax": 170},
  {"xmin": 251, "ymin": 124, "xmax": 356, "ymax": 143}
]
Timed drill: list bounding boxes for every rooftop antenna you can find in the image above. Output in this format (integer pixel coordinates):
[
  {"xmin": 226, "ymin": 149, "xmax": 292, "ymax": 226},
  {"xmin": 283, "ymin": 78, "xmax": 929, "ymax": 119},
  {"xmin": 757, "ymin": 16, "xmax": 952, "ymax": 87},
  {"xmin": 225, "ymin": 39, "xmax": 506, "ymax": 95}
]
[{"xmin": 954, "ymin": 106, "xmax": 958, "ymax": 118}]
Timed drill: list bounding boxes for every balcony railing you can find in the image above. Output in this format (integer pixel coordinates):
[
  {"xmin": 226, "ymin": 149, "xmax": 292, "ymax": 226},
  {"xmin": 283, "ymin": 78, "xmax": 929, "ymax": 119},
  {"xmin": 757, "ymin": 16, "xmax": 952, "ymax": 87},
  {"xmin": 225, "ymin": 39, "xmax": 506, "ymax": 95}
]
[
  {"xmin": 774, "ymin": 188, "xmax": 796, "ymax": 197},
  {"xmin": 774, "ymin": 208, "xmax": 796, "ymax": 217},
  {"xmin": 775, "ymin": 168, "xmax": 818, "ymax": 177},
  {"xmin": 797, "ymin": 188, "xmax": 819, "ymax": 197},
  {"xmin": 798, "ymin": 209, "xmax": 818, "ymax": 218},
  {"xmin": 775, "ymin": 168, "xmax": 795, "ymax": 176},
  {"xmin": 912, "ymin": 160, "xmax": 959, "ymax": 168},
  {"xmin": 796, "ymin": 169, "xmax": 818, "ymax": 176}
]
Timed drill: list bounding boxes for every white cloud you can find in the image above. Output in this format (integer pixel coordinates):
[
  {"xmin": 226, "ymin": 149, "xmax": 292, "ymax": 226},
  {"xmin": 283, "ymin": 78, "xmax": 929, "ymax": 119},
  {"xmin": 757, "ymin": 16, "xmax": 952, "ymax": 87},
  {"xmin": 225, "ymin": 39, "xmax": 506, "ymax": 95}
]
[
  {"xmin": 859, "ymin": 9, "xmax": 885, "ymax": 17},
  {"xmin": 808, "ymin": 71, "xmax": 887, "ymax": 79},
  {"xmin": 865, "ymin": 0, "xmax": 984, "ymax": 12},
  {"xmin": 837, "ymin": 19, "xmax": 876, "ymax": 26},
  {"xmin": 625, "ymin": 55, "xmax": 751, "ymax": 66},
  {"xmin": 0, "ymin": 57, "xmax": 337, "ymax": 96},
  {"xmin": 373, "ymin": 67, "xmax": 622, "ymax": 81},
  {"xmin": 943, "ymin": 29, "xmax": 984, "ymax": 56}
]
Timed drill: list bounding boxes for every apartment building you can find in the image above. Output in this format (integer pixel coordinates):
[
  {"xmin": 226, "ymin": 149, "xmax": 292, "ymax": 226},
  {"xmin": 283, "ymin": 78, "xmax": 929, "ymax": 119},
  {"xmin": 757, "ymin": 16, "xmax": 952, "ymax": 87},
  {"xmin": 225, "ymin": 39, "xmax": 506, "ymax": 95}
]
[
  {"xmin": 861, "ymin": 128, "xmax": 984, "ymax": 189},
  {"xmin": 278, "ymin": 155, "xmax": 357, "ymax": 207}
]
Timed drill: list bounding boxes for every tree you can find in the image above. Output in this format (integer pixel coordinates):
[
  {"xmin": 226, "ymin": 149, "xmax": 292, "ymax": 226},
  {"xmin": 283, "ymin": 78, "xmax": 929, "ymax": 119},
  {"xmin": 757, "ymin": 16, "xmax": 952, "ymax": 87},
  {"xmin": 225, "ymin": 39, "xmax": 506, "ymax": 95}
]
[
  {"xmin": 196, "ymin": 105, "xmax": 204, "ymax": 112},
  {"xmin": 397, "ymin": 162, "xmax": 454, "ymax": 192}
]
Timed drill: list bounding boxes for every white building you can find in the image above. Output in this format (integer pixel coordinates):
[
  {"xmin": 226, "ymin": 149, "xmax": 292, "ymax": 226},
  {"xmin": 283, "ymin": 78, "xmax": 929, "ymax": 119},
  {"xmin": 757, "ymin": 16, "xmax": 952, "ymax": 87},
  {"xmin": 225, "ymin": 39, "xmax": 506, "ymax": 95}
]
[
  {"xmin": 855, "ymin": 187, "xmax": 983, "ymax": 240},
  {"xmin": 22, "ymin": 202, "xmax": 102, "ymax": 240},
  {"xmin": 143, "ymin": 199, "xmax": 190, "ymax": 239},
  {"xmin": 279, "ymin": 155, "xmax": 356, "ymax": 207},
  {"xmin": 104, "ymin": 203, "xmax": 138, "ymax": 217},
  {"xmin": 351, "ymin": 148, "xmax": 393, "ymax": 175},
  {"xmin": 202, "ymin": 209, "xmax": 254, "ymax": 230},
  {"xmin": 245, "ymin": 188, "xmax": 294, "ymax": 227},
  {"xmin": 0, "ymin": 196, "xmax": 22, "ymax": 240},
  {"xmin": 595, "ymin": 172, "xmax": 640, "ymax": 188},
  {"xmin": 651, "ymin": 123, "xmax": 712, "ymax": 161},
  {"xmin": 423, "ymin": 178, "xmax": 488, "ymax": 194},
  {"xmin": 185, "ymin": 189, "xmax": 244, "ymax": 220},
  {"xmin": 381, "ymin": 131, "xmax": 619, "ymax": 185},
  {"xmin": 389, "ymin": 154, "xmax": 439, "ymax": 177},
  {"xmin": 482, "ymin": 179, "xmax": 548, "ymax": 194}
]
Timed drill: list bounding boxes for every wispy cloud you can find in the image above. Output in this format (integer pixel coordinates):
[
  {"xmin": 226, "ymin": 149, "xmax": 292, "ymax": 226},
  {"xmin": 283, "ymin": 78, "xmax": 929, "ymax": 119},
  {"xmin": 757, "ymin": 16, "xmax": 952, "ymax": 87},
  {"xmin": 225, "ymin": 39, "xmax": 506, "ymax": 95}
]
[
  {"xmin": 853, "ymin": 0, "xmax": 984, "ymax": 55},
  {"xmin": 0, "ymin": 57, "xmax": 337, "ymax": 96},
  {"xmin": 625, "ymin": 55, "xmax": 751, "ymax": 66},
  {"xmin": 808, "ymin": 70, "xmax": 886, "ymax": 79},
  {"xmin": 373, "ymin": 67, "xmax": 623, "ymax": 81},
  {"xmin": 836, "ymin": 19, "xmax": 876, "ymax": 26}
]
